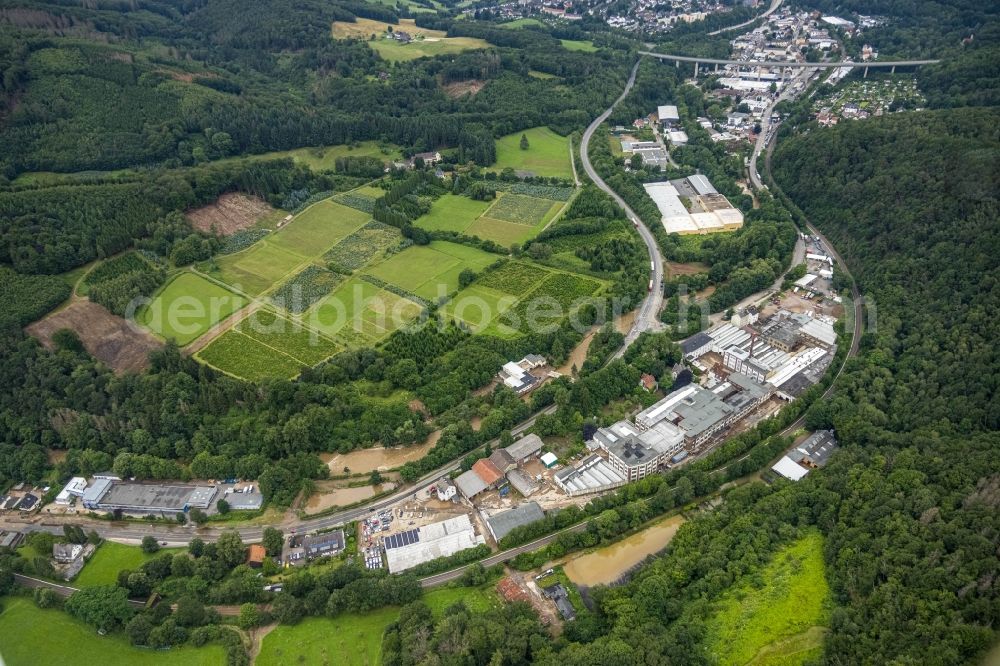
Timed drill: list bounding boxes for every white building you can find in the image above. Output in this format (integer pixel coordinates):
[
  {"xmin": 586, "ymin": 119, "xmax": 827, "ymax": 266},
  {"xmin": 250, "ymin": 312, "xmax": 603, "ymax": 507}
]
[
  {"xmin": 384, "ymin": 515, "xmax": 484, "ymax": 573},
  {"xmin": 55, "ymin": 477, "xmax": 88, "ymax": 505}
]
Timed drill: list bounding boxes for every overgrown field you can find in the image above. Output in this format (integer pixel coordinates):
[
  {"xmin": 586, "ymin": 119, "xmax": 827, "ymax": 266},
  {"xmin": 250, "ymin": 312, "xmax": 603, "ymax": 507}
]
[
  {"xmin": 138, "ymin": 272, "xmax": 246, "ymax": 345},
  {"xmin": 324, "ymin": 221, "xmax": 402, "ymax": 271},
  {"xmin": 493, "ymin": 126, "xmax": 574, "ymax": 179},
  {"xmin": 703, "ymin": 530, "xmax": 831, "ymax": 666},
  {"xmin": 270, "ymin": 265, "xmax": 345, "ymax": 314}
]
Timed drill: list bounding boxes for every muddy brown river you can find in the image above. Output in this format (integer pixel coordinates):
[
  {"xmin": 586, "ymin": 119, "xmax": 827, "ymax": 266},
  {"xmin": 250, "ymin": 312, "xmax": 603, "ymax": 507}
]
[{"xmin": 563, "ymin": 515, "xmax": 686, "ymax": 587}]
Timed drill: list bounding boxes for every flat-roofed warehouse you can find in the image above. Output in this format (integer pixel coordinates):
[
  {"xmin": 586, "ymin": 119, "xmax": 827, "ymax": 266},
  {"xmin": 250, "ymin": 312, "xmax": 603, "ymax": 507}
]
[
  {"xmin": 554, "ymin": 454, "xmax": 627, "ymax": 496},
  {"xmin": 485, "ymin": 502, "xmax": 545, "ymax": 542},
  {"xmin": 90, "ymin": 482, "xmax": 217, "ymax": 515},
  {"xmin": 384, "ymin": 514, "xmax": 485, "ymax": 573}
]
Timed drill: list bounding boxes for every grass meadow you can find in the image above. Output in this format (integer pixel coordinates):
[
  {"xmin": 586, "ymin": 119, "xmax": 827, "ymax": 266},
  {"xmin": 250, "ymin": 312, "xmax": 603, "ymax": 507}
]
[
  {"xmin": 74, "ymin": 542, "xmax": 183, "ymax": 587},
  {"xmin": 560, "ymin": 39, "xmax": 597, "ymax": 52},
  {"xmin": 703, "ymin": 530, "xmax": 831, "ymax": 666},
  {"xmin": 137, "ymin": 272, "xmax": 246, "ymax": 345},
  {"xmin": 417, "ymin": 191, "xmax": 566, "ymax": 246},
  {"xmin": 0, "ymin": 596, "xmax": 225, "ymax": 666},
  {"xmin": 307, "ymin": 277, "xmax": 423, "ymax": 345},
  {"xmin": 256, "ymin": 585, "xmax": 498, "ymax": 666},
  {"xmin": 493, "ymin": 127, "xmax": 574, "ymax": 179},
  {"xmin": 363, "ymin": 241, "xmax": 497, "ymax": 300},
  {"xmin": 418, "ymin": 194, "xmax": 494, "ymax": 233}
]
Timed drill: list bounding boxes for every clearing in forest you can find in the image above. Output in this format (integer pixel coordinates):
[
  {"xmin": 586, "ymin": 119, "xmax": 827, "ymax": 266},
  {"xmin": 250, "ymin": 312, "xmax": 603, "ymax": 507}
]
[
  {"xmin": 703, "ymin": 530, "xmax": 831, "ymax": 666},
  {"xmin": 185, "ymin": 192, "xmax": 278, "ymax": 236},
  {"xmin": 493, "ymin": 127, "xmax": 574, "ymax": 179},
  {"xmin": 26, "ymin": 299, "xmax": 163, "ymax": 374},
  {"xmin": 332, "ymin": 18, "xmax": 489, "ymax": 62}
]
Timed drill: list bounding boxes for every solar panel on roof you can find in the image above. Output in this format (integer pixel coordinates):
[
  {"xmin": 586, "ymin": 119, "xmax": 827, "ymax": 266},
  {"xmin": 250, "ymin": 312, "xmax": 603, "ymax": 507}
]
[{"xmin": 384, "ymin": 528, "xmax": 420, "ymax": 550}]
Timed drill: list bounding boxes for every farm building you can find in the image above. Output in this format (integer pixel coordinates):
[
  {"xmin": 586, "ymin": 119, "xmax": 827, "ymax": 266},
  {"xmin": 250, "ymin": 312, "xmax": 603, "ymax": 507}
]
[
  {"xmin": 489, "ymin": 449, "xmax": 516, "ymax": 473},
  {"xmin": 540, "ymin": 452, "xmax": 558, "ymax": 468},
  {"xmin": 485, "ymin": 502, "xmax": 545, "ymax": 542},
  {"xmin": 472, "ymin": 459, "xmax": 505, "ymax": 488},
  {"xmin": 384, "ymin": 514, "xmax": 485, "ymax": 573},
  {"xmin": 455, "ymin": 469, "xmax": 489, "ymax": 500},
  {"xmin": 506, "ymin": 468, "xmax": 539, "ymax": 497},
  {"xmin": 505, "ymin": 434, "xmax": 544, "ymax": 462}
]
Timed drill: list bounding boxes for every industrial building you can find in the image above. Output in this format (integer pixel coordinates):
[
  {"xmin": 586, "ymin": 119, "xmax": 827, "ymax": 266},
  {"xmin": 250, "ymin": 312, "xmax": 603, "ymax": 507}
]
[
  {"xmin": 591, "ymin": 419, "xmax": 685, "ymax": 481},
  {"xmin": 657, "ymin": 104, "xmax": 680, "ymax": 127},
  {"xmin": 456, "ymin": 433, "xmax": 546, "ymax": 501},
  {"xmin": 0, "ymin": 531, "xmax": 23, "ymax": 549},
  {"xmin": 224, "ymin": 487, "xmax": 264, "ymax": 511},
  {"xmin": 772, "ymin": 431, "xmax": 838, "ymax": 481},
  {"xmin": 485, "ymin": 502, "xmax": 545, "ymax": 542},
  {"xmin": 554, "ymin": 454, "xmax": 628, "ymax": 496},
  {"xmin": 82, "ymin": 480, "xmax": 217, "ymax": 515},
  {"xmin": 384, "ymin": 515, "xmax": 484, "ymax": 573},
  {"xmin": 635, "ymin": 373, "xmax": 772, "ymax": 448},
  {"xmin": 643, "ymin": 176, "xmax": 744, "ymax": 235}
]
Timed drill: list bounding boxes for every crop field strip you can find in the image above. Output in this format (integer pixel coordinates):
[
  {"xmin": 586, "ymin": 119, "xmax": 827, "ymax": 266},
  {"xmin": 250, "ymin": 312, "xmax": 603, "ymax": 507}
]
[
  {"xmin": 196, "ymin": 308, "xmax": 341, "ymax": 381},
  {"xmin": 481, "ymin": 192, "xmax": 559, "ymax": 225},
  {"xmin": 270, "ymin": 265, "xmax": 346, "ymax": 314},
  {"xmin": 324, "ymin": 220, "xmax": 402, "ymax": 271},
  {"xmin": 304, "ymin": 276, "xmax": 424, "ymax": 346},
  {"xmin": 361, "ymin": 241, "xmax": 497, "ymax": 301}
]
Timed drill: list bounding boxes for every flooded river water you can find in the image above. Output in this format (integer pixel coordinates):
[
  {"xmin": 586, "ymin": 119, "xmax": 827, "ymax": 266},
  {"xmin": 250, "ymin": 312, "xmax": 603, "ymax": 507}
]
[{"xmin": 563, "ymin": 515, "xmax": 686, "ymax": 587}]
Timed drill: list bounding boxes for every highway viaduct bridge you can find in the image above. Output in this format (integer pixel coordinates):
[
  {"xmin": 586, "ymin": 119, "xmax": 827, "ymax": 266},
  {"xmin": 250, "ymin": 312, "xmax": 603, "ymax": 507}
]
[{"xmin": 637, "ymin": 51, "xmax": 940, "ymax": 78}]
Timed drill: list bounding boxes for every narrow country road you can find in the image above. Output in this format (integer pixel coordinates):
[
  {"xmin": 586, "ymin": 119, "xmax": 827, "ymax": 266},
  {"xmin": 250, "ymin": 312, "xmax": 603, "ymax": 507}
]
[{"xmin": 579, "ymin": 59, "xmax": 666, "ymax": 355}]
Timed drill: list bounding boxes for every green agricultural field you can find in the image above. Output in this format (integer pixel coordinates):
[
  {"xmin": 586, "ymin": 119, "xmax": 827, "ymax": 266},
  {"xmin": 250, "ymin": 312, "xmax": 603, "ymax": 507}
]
[
  {"xmin": 422, "ymin": 584, "xmax": 499, "ymax": 615},
  {"xmin": 417, "ymin": 193, "xmax": 493, "ymax": 234},
  {"xmin": 478, "ymin": 261, "xmax": 551, "ymax": 294},
  {"xmin": 138, "ymin": 272, "xmax": 246, "ymax": 346},
  {"xmin": 528, "ymin": 70, "xmax": 558, "ymax": 80},
  {"xmin": 212, "ymin": 241, "xmax": 306, "ymax": 296},
  {"xmin": 197, "ymin": 329, "xmax": 306, "ymax": 381},
  {"xmin": 257, "ymin": 608, "xmax": 398, "ymax": 666},
  {"xmin": 443, "ymin": 283, "xmax": 518, "ymax": 332},
  {"xmin": 210, "ymin": 199, "xmax": 370, "ymax": 296},
  {"xmin": 0, "ymin": 596, "xmax": 225, "ymax": 666},
  {"xmin": 483, "ymin": 192, "xmax": 561, "ymax": 225},
  {"xmin": 305, "ymin": 277, "xmax": 421, "ymax": 345},
  {"xmin": 493, "ymin": 127, "xmax": 574, "ymax": 179},
  {"xmin": 371, "ymin": 35, "xmax": 491, "ymax": 62},
  {"xmin": 197, "ymin": 309, "xmax": 341, "ymax": 380},
  {"xmin": 324, "ymin": 221, "xmax": 402, "ymax": 271},
  {"xmin": 270, "ymin": 265, "xmax": 345, "ymax": 314},
  {"xmin": 363, "ymin": 241, "xmax": 497, "ymax": 300},
  {"xmin": 704, "ymin": 530, "xmax": 831, "ymax": 666},
  {"xmin": 560, "ymin": 39, "xmax": 597, "ymax": 52},
  {"xmin": 269, "ymin": 200, "xmax": 370, "ymax": 257},
  {"xmin": 74, "ymin": 542, "xmax": 182, "ymax": 587},
  {"xmin": 498, "ymin": 271, "xmax": 603, "ymax": 333}
]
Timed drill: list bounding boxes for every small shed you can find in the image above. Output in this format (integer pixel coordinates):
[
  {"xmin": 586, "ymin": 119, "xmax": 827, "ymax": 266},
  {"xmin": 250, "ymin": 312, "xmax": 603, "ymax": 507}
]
[{"xmin": 540, "ymin": 452, "xmax": 558, "ymax": 468}]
